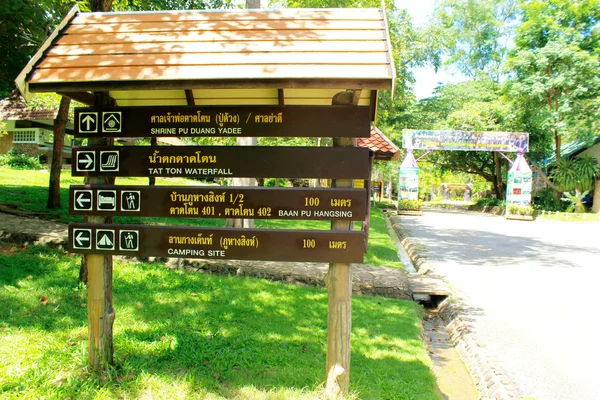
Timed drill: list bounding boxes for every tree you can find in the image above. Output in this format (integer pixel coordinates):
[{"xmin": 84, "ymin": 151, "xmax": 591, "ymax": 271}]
[
  {"xmin": 0, "ymin": 0, "xmax": 50, "ymax": 98},
  {"xmin": 506, "ymin": 0, "xmax": 600, "ymax": 163},
  {"xmin": 432, "ymin": 0, "xmax": 518, "ymax": 81}
]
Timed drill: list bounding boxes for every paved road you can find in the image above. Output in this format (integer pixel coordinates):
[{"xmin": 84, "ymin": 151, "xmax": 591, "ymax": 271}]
[{"xmin": 400, "ymin": 211, "xmax": 600, "ymax": 400}]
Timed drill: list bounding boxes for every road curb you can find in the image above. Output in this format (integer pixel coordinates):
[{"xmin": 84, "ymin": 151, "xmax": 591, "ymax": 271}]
[{"xmin": 387, "ymin": 211, "xmax": 521, "ymax": 400}]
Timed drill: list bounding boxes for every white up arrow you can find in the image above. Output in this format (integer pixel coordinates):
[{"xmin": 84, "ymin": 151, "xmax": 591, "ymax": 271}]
[{"xmin": 81, "ymin": 115, "xmax": 95, "ymax": 131}]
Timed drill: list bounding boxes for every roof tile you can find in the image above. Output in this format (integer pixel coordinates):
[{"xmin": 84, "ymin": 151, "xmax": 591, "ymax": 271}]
[{"xmin": 358, "ymin": 126, "xmax": 400, "ymax": 160}]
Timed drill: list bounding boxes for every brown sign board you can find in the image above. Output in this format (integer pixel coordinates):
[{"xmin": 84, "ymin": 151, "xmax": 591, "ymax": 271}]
[
  {"xmin": 74, "ymin": 105, "xmax": 371, "ymax": 138},
  {"xmin": 72, "ymin": 146, "xmax": 370, "ymax": 179},
  {"xmin": 70, "ymin": 186, "xmax": 367, "ymax": 220},
  {"xmin": 69, "ymin": 224, "xmax": 365, "ymax": 263},
  {"xmin": 372, "ymin": 181, "xmax": 382, "ymax": 193},
  {"xmin": 446, "ymin": 183, "xmax": 470, "ymax": 190}
]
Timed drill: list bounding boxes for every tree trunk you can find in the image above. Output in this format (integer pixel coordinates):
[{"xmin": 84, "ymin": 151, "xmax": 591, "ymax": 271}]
[
  {"xmin": 47, "ymin": 96, "xmax": 71, "ymax": 208},
  {"xmin": 493, "ymin": 152, "xmax": 502, "ymax": 198},
  {"xmin": 91, "ymin": 0, "xmax": 113, "ymax": 11},
  {"xmin": 554, "ymin": 130, "xmax": 561, "ymax": 163}
]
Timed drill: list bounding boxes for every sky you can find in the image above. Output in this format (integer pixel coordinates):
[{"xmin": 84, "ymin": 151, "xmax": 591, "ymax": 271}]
[{"xmin": 396, "ymin": 0, "xmax": 465, "ymax": 99}]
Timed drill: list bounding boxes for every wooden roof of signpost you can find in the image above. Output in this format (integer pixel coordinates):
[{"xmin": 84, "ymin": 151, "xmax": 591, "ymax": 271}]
[{"xmin": 16, "ymin": 6, "xmax": 395, "ymax": 110}]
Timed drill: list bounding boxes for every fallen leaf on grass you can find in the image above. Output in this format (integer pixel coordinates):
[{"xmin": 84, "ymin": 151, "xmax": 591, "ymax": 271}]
[{"xmin": 40, "ymin": 297, "xmax": 48, "ymax": 305}]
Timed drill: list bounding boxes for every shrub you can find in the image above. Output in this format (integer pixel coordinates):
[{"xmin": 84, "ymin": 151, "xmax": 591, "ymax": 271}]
[
  {"xmin": 264, "ymin": 178, "xmax": 288, "ymax": 187},
  {"xmin": 1, "ymin": 149, "xmax": 43, "ymax": 169},
  {"xmin": 398, "ymin": 199, "xmax": 422, "ymax": 211},
  {"xmin": 507, "ymin": 203, "xmax": 534, "ymax": 216},
  {"xmin": 533, "ymin": 188, "xmax": 562, "ymax": 211}
]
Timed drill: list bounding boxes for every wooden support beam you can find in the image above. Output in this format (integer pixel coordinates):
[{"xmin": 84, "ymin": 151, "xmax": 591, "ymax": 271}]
[
  {"xmin": 325, "ymin": 89, "xmax": 359, "ymax": 397},
  {"xmin": 58, "ymin": 91, "xmax": 97, "ymax": 106},
  {"xmin": 185, "ymin": 89, "xmax": 195, "ymax": 106},
  {"xmin": 369, "ymin": 90, "xmax": 378, "ymax": 122},
  {"xmin": 351, "ymin": 89, "xmax": 362, "ymax": 106},
  {"xmin": 278, "ymin": 88, "xmax": 285, "ymax": 105}
]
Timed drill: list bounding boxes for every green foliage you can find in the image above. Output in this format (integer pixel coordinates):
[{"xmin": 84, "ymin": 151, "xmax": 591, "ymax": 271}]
[
  {"xmin": 507, "ymin": 203, "xmax": 533, "ymax": 216},
  {"xmin": 560, "ymin": 190, "xmax": 589, "ymax": 214},
  {"xmin": 506, "ymin": 0, "xmax": 600, "ymax": 159},
  {"xmin": 0, "ymin": 0, "xmax": 49, "ymax": 97},
  {"xmin": 473, "ymin": 196, "xmax": 505, "ymax": 209},
  {"xmin": 0, "ymin": 149, "xmax": 43, "ymax": 170},
  {"xmin": 264, "ymin": 178, "xmax": 288, "ymax": 187},
  {"xmin": 398, "ymin": 199, "xmax": 422, "ymax": 211},
  {"xmin": 532, "ymin": 187, "xmax": 562, "ymax": 211},
  {"xmin": 362, "ymin": 207, "xmax": 403, "ymax": 268},
  {"xmin": 433, "ymin": 0, "xmax": 518, "ymax": 81},
  {"xmin": 112, "ymin": 0, "xmax": 236, "ymax": 10},
  {"xmin": 549, "ymin": 156, "xmax": 600, "ymax": 192}
]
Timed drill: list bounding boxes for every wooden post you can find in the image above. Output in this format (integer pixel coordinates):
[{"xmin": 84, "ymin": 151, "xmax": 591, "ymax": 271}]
[
  {"xmin": 362, "ymin": 152, "xmax": 375, "ymax": 252},
  {"xmin": 325, "ymin": 90, "xmax": 359, "ymax": 397},
  {"xmin": 87, "ymin": 93, "xmax": 115, "ymax": 371},
  {"xmin": 149, "ymin": 137, "xmax": 157, "ymax": 186}
]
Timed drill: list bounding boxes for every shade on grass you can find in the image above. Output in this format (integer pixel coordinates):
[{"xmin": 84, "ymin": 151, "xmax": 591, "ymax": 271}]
[{"xmin": 0, "ymin": 245, "xmax": 439, "ymax": 399}]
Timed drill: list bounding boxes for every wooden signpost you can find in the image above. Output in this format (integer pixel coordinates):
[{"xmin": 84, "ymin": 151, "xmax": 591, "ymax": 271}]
[
  {"xmin": 66, "ymin": 100, "xmax": 371, "ymax": 394},
  {"xmin": 18, "ymin": 6, "xmax": 394, "ymax": 397}
]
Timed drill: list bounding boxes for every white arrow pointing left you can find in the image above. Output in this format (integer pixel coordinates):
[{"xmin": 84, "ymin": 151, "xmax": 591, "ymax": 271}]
[
  {"xmin": 76, "ymin": 231, "xmax": 90, "ymax": 247},
  {"xmin": 76, "ymin": 193, "xmax": 91, "ymax": 208}
]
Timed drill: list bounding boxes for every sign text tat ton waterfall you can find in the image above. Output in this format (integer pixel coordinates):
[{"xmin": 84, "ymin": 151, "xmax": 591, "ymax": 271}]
[{"xmin": 72, "ymin": 146, "xmax": 369, "ymax": 179}]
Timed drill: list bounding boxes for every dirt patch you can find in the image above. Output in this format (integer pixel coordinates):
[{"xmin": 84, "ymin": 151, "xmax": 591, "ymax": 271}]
[
  {"xmin": 0, "ymin": 241, "xmax": 25, "ymax": 255},
  {"xmin": 0, "ymin": 203, "xmax": 54, "ymax": 219}
]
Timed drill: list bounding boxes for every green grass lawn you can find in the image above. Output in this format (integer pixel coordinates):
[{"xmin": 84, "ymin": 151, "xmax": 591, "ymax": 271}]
[
  {"xmin": 0, "ymin": 244, "xmax": 440, "ymax": 399},
  {"xmin": 0, "ymin": 167, "xmax": 402, "ymax": 269}
]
